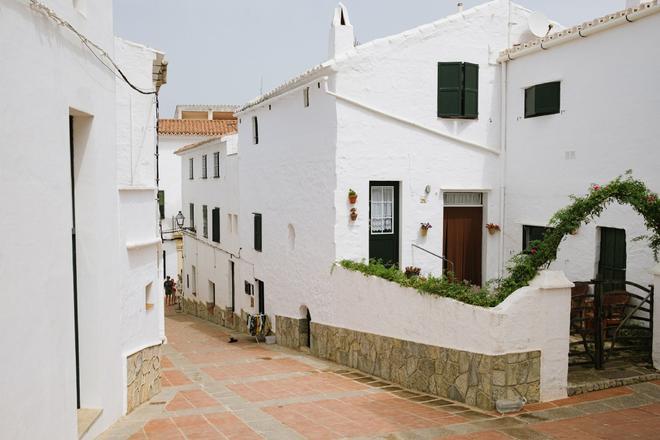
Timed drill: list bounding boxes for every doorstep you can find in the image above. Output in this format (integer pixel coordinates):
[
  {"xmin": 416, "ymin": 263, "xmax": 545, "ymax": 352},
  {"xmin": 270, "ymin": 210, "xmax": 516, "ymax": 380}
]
[{"xmin": 77, "ymin": 408, "xmax": 102, "ymax": 439}]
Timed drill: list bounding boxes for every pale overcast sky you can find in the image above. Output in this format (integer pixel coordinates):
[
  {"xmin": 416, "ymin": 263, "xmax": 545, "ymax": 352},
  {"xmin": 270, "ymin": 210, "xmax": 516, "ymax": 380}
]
[{"xmin": 113, "ymin": 0, "xmax": 624, "ymax": 116}]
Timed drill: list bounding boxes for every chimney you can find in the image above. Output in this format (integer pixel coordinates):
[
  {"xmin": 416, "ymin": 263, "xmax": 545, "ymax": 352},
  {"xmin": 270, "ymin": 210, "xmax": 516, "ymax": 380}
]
[
  {"xmin": 457, "ymin": 2, "xmax": 464, "ymax": 12},
  {"xmin": 328, "ymin": 3, "xmax": 354, "ymax": 58},
  {"xmin": 625, "ymin": 0, "xmax": 641, "ymax": 8}
]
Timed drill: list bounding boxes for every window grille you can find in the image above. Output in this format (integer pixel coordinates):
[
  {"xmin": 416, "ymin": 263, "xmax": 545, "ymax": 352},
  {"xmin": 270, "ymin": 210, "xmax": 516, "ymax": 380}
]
[
  {"xmin": 202, "ymin": 155, "xmax": 208, "ymax": 179},
  {"xmin": 213, "ymin": 152, "xmax": 220, "ymax": 178}
]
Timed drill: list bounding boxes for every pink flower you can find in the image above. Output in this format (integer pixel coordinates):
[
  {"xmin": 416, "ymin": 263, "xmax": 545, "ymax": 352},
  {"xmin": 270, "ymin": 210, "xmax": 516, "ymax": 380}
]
[
  {"xmin": 592, "ymin": 184, "xmax": 601, "ymax": 191},
  {"xmin": 648, "ymin": 194, "xmax": 657, "ymax": 203},
  {"xmin": 531, "ymin": 248, "xmax": 538, "ymax": 255}
]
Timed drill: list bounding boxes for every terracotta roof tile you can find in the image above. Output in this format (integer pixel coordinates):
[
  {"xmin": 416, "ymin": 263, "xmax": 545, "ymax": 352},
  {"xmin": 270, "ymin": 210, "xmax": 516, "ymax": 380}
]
[{"xmin": 158, "ymin": 119, "xmax": 238, "ymax": 136}]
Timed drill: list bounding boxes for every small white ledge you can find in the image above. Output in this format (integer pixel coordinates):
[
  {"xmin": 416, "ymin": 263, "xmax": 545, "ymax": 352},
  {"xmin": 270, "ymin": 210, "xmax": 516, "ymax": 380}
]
[
  {"xmin": 529, "ymin": 270, "xmax": 574, "ymax": 290},
  {"xmin": 117, "ymin": 186, "xmax": 157, "ymax": 192},
  {"xmin": 126, "ymin": 237, "xmax": 161, "ymax": 250}
]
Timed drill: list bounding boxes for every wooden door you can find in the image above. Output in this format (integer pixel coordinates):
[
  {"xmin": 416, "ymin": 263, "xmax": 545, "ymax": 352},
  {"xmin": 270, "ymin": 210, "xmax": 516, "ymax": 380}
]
[
  {"xmin": 369, "ymin": 182, "xmax": 399, "ymax": 267},
  {"xmin": 598, "ymin": 227, "xmax": 626, "ymax": 289},
  {"xmin": 443, "ymin": 207, "xmax": 483, "ymax": 286}
]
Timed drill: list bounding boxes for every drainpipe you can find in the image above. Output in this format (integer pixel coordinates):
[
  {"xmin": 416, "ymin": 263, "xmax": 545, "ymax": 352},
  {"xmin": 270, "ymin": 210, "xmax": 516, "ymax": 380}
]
[{"xmin": 498, "ymin": 0, "xmax": 511, "ymax": 278}]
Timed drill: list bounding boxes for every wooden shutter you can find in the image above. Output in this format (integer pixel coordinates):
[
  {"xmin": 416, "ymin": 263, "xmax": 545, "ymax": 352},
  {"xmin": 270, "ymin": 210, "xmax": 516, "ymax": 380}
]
[
  {"xmin": 463, "ymin": 63, "xmax": 479, "ymax": 119},
  {"xmin": 157, "ymin": 190, "xmax": 165, "ymax": 220},
  {"xmin": 525, "ymin": 81, "xmax": 560, "ymax": 118},
  {"xmin": 212, "ymin": 208, "xmax": 220, "ymax": 242},
  {"xmin": 254, "ymin": 213, "xmax": 262, "ymax": 251},
  {"xmin": 437, "ymin": 62, "xmax": 463, "ymax": 117}
]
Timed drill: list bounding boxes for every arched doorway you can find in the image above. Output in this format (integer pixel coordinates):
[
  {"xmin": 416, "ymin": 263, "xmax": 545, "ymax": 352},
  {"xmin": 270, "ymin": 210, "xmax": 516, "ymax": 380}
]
[{"xmin": 299, "ymin": 305, "xmax": 311, "ymax": 349}]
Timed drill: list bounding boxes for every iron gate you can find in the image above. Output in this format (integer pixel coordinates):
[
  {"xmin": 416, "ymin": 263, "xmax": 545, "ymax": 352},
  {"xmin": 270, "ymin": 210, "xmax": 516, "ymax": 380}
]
[{"xmin": 569, "ymin": 280, "xmax": 654, "ymax": 369}]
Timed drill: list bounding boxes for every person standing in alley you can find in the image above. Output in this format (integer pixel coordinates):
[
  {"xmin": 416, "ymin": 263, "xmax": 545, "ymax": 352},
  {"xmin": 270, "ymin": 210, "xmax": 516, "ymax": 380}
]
[{"xmin": 164, "ymin": 275, "xmax": 174, "ymax": 306}]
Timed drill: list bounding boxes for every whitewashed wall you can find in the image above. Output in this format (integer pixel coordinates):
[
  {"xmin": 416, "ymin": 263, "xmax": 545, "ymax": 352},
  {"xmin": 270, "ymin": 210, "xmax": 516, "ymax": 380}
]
[
  {"xmin": 326, "ymin": 266, "xmax": 573, "ymax": 401},
  {"xmin": 114, "ymin": 38, "xmax": 165, "ymax": 419},
  {"xmin": 504, "ymin": 12, "xmax": 660, "ymax": 286},
  {"xmin": 179, "ymin": 136, "xmax": 249, "ymax": 312},
  {"xmin": 0, "ymin": 0, "xmax": 117, "ymax": 438}
]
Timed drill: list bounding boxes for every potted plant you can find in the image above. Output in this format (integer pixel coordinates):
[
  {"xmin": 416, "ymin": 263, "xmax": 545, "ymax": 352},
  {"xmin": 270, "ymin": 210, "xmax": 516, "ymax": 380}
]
[
  {"xmin": 348, "ymin": 189, "xmax": 358, "ymax": 204},
  {"xmin": 404, "ymin": 266, "xmax": 421, "ymax": 278},
  {"xmin": 350, "ymin": 208, "xmax": 358, "ymax": 221},
  {"xmin": 420, "ymin": 222, "xmax": 432, "ymax": 236},
  {"xmin": 485, "ymin": 223, "xmax": 501, "ymax": 235}
]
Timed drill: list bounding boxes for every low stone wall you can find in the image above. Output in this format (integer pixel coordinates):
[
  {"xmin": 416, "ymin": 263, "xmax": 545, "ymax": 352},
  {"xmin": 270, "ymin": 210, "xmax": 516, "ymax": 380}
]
[
  {"xmin": 126, "ymin": 344, "xmax": 161, "ymax": 413},
  {"xmin": 182, "ymin": 297, "xmax": 247, "ymax": 333},
  {"xmin": 276, "ymin": 315, "xmax": 306, "ymax": 349},
  {"xmin": 310, "ymin": 322, "xmax": 539, "ymax": 410}
]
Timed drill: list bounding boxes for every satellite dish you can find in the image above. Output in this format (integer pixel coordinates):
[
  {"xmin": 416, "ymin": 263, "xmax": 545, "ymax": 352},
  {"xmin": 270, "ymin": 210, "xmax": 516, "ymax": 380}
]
[{"xmin": 528, "ymin": 11, "xmax": 551, "ymax": 37}]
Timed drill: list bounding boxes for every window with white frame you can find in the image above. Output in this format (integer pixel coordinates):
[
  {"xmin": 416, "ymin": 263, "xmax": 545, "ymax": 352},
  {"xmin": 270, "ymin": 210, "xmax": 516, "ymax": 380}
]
[
  {"xmin": 213, "ymin": 152, "xmax": 220, "ymax": 178},
  {"xmin": 303, "ymin": 87, "xmax": 310, "ymax": 108},
  {"xmin": 202, "ymin": 205, "xmax": 208, "ymax": 238},
  {"xmin": 443, "ymin": 192, "xmax": 483, "ymax": 206},
  {"xmin": 202, "ymin": 154, "xmax": 208, "ymax": 179},
  {"xmin": 188, "ymin": 158, "xmax": 194, "ymax": 179},
  {"xmin": 370, "ymin": 186, "xmax": 394, "ymax": 234}
]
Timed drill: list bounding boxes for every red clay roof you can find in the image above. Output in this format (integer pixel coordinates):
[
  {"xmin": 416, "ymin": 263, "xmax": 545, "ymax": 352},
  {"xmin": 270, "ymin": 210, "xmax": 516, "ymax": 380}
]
[{"xmin": 158, "ymin": 119, "xmax": 238, "ymax": 136}]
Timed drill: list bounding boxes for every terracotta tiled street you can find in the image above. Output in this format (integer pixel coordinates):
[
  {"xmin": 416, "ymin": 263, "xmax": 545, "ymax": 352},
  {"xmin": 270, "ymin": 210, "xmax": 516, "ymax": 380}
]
[{"xmin": 100, "ymin": 309, "xmax": 660, "ymax": 439}]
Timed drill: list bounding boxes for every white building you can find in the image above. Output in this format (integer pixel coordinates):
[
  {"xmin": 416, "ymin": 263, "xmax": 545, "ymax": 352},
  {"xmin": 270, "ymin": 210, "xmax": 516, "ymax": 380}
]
[
  {"xmin": 158, "ymin": 105, "xmax": 238, "ymax": 284},
  {"xmin": 0, "ymin": 1, "xmax": 167, "ymax": 438}
]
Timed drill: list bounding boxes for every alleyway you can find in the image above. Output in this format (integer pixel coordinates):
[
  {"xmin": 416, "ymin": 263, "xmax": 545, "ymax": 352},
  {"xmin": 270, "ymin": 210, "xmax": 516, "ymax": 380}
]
[{"xmin": 101, "ymin": 308, "xmax": 660, "ymax": 439}]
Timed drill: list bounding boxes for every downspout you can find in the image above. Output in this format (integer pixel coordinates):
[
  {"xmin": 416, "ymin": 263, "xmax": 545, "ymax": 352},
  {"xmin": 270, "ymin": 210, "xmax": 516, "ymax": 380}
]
[{"xmin": 498, "ymin": 0, "xmax": 511, "ymax": 278}]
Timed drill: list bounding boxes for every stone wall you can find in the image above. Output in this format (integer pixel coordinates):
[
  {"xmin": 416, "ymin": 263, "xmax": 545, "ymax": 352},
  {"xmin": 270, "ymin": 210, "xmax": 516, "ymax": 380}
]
[
  {"xmin": 126, "ymin": 344, "xmax": 162, "ymax": 413},
  {"xmin": 275, "ymin": 315, "xmax": 307, "ymax": 349},
  {"xmin": 182, "ymin": 297, "xmax": 247, "ymax": 333},
  {"xmin": 311, "ymin": 322, "xmax": 540, "ymax": 410}
]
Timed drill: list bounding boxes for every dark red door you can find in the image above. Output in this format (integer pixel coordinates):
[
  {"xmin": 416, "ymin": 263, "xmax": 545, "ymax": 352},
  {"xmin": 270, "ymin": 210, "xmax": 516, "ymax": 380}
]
[{"xmin": 443, "ymin": 207, "xmax": 483, "ymax": 286}]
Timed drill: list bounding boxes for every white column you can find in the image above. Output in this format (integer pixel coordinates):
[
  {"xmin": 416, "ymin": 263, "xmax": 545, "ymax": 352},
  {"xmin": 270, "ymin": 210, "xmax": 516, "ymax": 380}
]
[{"xmin": 652, "ymin": 263, "xmax": 660, "ymax": 369}]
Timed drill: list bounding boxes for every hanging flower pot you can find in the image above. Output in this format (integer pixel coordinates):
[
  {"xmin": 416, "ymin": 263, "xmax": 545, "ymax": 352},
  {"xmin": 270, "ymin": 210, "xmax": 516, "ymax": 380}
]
[
  {"xmin": 348, "ymin": 189, "xmax": 358, "ymax": 204},
  {"xmin": 350, "ymin": 208, "xmax": 358, "ymax": 221},
  {"xmin": 486, "ymin": 223, "xmax": 501, "ymax": 235},
  {"xmin": 420, "ymin": 222, "xmax": 432, "ymax": 236}
]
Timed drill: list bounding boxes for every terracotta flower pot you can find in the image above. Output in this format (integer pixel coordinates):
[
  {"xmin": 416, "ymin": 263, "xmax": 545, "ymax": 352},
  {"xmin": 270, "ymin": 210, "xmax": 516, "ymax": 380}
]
[
  {"xmin": 420, "ymin": 228, "xmax": 428, "ymax": 236},
  {"xmin": 488, "ymin": 228, "xmax": 497, "ymax": 235},
  {"xmin": 350, "ymin": 209, "xmax": 358, "ymax": 221},
  {"xmin": 349, "ymin": 194, "xmax": 358, "ymax": 204}
]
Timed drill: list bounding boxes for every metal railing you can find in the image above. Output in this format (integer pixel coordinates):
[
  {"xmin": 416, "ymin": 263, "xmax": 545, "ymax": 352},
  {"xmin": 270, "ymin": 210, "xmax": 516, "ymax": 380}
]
[{"xmin": 411, "ymin": 243, "xmax": 454, "ymax": 275}]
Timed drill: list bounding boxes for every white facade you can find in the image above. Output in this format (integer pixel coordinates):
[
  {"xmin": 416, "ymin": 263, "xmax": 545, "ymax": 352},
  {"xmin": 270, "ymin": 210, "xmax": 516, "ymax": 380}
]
[
  {"xmin": 0, "ymin": 2, "xmax": 165, "ymax": 438},
  {"xmin": 502, "ymin": 7, "xmax": 660, "ymax": 287}
]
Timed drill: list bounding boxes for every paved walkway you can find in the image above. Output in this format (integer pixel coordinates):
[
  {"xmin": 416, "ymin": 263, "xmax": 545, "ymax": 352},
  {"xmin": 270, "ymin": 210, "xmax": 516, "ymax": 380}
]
[{"xmin": 101, "ymin": 308, "xmax": 660, "ymax": 439}]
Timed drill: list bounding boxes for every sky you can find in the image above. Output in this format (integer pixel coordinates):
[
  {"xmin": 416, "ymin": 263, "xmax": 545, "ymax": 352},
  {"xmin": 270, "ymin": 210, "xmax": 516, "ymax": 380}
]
[{"xmin": 113, "ymin": 0, "xmax": 624, "ymax": 116}]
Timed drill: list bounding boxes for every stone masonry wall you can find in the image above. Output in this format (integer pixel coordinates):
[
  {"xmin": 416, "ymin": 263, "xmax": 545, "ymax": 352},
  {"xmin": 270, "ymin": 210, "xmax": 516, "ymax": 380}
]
[
  {"xmin": 126, "ymin": 344, "xmax": 162, "ymax": 413},
  {"xmin": 275, "ymin": 315, "xmax": 304, "ymax": 349},
  {"xmin": 182, "ymin": 297, "xmax": 247, "ymax": 333},
  {"xmin": 311, "ymin": 322, "xmax": 540, "ymax": 410}
]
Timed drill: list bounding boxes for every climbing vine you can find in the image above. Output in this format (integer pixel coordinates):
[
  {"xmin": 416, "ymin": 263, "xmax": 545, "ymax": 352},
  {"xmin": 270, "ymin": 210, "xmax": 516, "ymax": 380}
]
[{"xmin": 495, "ymin": 171, "xmax": 660, "ymax": 301}]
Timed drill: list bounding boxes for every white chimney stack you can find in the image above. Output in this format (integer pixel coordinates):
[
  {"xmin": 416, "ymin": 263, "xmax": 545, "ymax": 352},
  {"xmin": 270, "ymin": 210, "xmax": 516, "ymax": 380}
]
[
  {"xmin": 457, "ymin": 2, "xmax": 464, "ymax": 12},
  {"xmin": 328, "ymin": 3, "xmax": 354, "ymax": 59},
  {"xmin": 625, "ymin": 0, "xmax": 641, "ymax": 8}
]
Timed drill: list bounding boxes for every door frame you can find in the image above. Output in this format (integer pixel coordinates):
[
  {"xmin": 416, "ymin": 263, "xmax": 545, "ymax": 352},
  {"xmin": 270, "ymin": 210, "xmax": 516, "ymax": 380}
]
[{"xmin": 368, "ymin": 181, "xmax": 400, "ymax": 267}]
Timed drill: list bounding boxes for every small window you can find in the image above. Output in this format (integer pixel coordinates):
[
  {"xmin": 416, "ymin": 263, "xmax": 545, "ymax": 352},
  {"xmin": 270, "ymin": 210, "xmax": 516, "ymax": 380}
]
[
  {"xmin": 254, "ymin": 213, "xmax": 262, "ymax": 251},
  {"xmin": 189, "ymin": 203, "xmax": 195, "ymax": 231},
  {"xmin": 188, "ymin": 158, "xmax": 194, "ymax": 179},
  {"xmin": 525, "ymin": 81, "xmax": 560, "ymax": 118},
  {"xmin": 522, "ymin": 225, "xmax": 552, "ymax": 252},
  {"xmin": 202, "ymin": 154, "xmax": 208, "ymax": 179},
  {"xmin": 202, "ymin": 205, "xmax": 208, "ymax": 238},
  {"xmin": 443, "ymin": 192, "xmax": 483, "ymax": 206},
  {"xmin": 303, "ymin": 87, "xmax": 310, "ymax": 108},
  {"xmin": 227, "ymin": 214, "xmax": 233, "ymax": 233},
  {"xmin": 213, "ymin": 152, "xmax": 220, "ymax": 178},
  {"xmin": 437, "ymin": 62, "xmax": 479, "ymax": 119},
  {"xmin": 157, "ymin": 190, "xmax": 165, "ymax": 220},
  {"xmin": 145, "ymin": 282, "xmax": 153, "ymax": 311},
  {"xmin": 252, "ymin": 116, "xmax": 259, "ymax": 144},
  {"xmin": 370, "ymin": 186, "xmax": 394, "ymax": 235},
  {"xmin": 212, "ymin": 208, "xmax": 220, "ymax": 243}
]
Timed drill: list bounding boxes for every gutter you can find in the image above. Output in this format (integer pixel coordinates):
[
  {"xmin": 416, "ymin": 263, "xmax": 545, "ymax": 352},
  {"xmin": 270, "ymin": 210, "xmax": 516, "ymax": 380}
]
[{"xmin": 498, "ymin": 1, "xmax": 659, "ymax": 62}]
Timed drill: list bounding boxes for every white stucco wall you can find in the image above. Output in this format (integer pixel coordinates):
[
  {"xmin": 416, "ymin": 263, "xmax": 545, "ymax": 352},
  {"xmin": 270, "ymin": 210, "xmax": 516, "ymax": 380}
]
[
  {"xmin": 179, "ymin": 136, "xmax": 248, "ymax": 312},
  {"xmin": 503, "ymin": 12, "xmax": 660, "ymax": 286},
  {"xmin": 325, "ymin": 267, "xmax": 572, "ymax": 401}
]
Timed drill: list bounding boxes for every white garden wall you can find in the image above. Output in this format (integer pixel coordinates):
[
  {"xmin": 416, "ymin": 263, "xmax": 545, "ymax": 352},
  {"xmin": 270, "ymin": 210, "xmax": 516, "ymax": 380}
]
[{"xmin": 322, "ymin": 266, "xmax": 573, "ymax": 401}]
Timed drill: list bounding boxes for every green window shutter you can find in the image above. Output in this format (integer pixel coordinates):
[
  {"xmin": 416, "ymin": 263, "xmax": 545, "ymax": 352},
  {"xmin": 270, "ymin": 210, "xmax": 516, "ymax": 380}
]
[
  {"xmin": 212, "ymin": 208, "xmax": 220, "ymax": 243},
  {"xmin": 254, "ymin": 213, "xmax": 262, "ymax": 252},
  {"xmin": 437, "ymin": 62, "xmax": 463, "ymax": 117},
  {"xmin": 463, "ymin": 63, "xmax": 479, "ymax": 119},
  {"xmin": 157, "ymin": 190, "xmax": 165, "ymax": 220},
  {"xmin": 525, "ymin": 81, "xmax": 560, "ymax": 118}
]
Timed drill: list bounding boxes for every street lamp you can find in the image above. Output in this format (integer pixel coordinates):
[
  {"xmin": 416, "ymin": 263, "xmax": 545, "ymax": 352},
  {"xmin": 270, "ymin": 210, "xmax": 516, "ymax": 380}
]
[{"xmin": 175, "ymin": 211, "xmax": 185, "ymax": 229}]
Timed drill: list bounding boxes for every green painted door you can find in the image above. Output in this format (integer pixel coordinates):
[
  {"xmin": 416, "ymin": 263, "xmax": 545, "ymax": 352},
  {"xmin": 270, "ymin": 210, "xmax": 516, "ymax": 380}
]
[
  {"xmin": 598, "ymin": 227, "xmax": 626, "ymax": 289},
  {"xmin": 369, "ymin": 181, "xmax": 399, "ymax": 267}
]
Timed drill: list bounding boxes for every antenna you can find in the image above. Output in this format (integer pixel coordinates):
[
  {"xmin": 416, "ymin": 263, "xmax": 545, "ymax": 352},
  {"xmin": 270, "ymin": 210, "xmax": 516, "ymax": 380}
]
[{"xmin": 528, "ymin": 11, "xmax": 551, "ymax": 37}]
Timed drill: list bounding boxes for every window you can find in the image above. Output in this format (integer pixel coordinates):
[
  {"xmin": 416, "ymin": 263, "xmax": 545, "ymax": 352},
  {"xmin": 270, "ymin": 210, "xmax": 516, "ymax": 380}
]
[
  {"xmin": 303, "ymin": 87, "xmax": 310, "ymax": 108},
  {"xmin": 202, "ymin": 205, "xmax": 208, "ymax": 238},
  {"xmin": 252, "ymin": 116, "xmax": 259, "ymax": 144},
  {"xmin": 213, "ymin": 152, "xmax": 220, "ymax": 178},
  {"xmin": 254, "ymin": 213, "xmax": 262, "ymax": 251},
  {"xmin": 188, "ymin": 158, "xmax": 194, "ymax": 179},
  {"xmin": 189, "ymin": 203, "xmax": 195, "ymax": 231},
  {"xmin": 522, "ymin": 225, "xmax": 552, "ymax": 252},
  {"xmin": 437, "ymin": 62, "xmax": 479, "ymax": 119},
  {"xmin": 525, "ymin": 81, "xmax": 560, "ymax": 118},
  {"xmin": 145, "ymin": 282, "xmax": 153, "ymax": 311},
  {"xmin": 202, "ymin": 154, "xmax": 208, "ymax": 179},
  {"xmin": 443, "ymin": 192, "xmax": 483, "ymax": 206},
  {"xmin": 212, "ymin": 208, "xmax": 220, "ymax": 243},
  {"xmin": 227, "ymin": 214, "xmax": 233, "ymax": 233},
  {"xmin": 370, "ymin": 186, "xmax": 394, "ymax": 234},
  {"xmin": 157, "ymin": 190, "xmax": 165, "ymax": 220}
]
